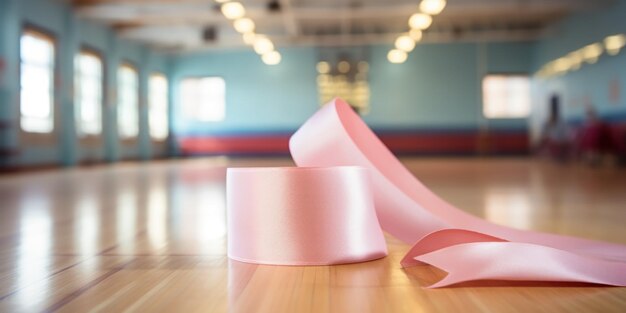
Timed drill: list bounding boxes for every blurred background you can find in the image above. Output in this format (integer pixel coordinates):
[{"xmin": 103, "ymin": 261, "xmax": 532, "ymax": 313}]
[
  {"xmin": 0, "ymin": 0, "xmax": 625, "ymax": 167},
  {"xmin": 1, "ymin": 1, "xmax": 626, "ymax": 311}
]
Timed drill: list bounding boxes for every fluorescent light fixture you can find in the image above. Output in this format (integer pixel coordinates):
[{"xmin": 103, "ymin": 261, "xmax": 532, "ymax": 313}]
[
  {"xmin": 234, "ymin": 18, "xmax": 255, "ymax": 33},
  {"xmin": 387, "ymin": 49, "xmax": 408, "ymax": 63},
  {"xmin": 419, "ymin": 0, "xmax": 446, "ymax": 15},
  {"xmin": 316, "ymin": 61, "xmax": 330, "ymax": 74},
  {"xmin": 262, "ymin": 51, "xmax": 281, "ymax": 65},
  {"xmin": 395, "ymin": 35, "xmax": 416, "ymax": 52},
  {"xmin": 221, "ymin": 2, "xmax": 245, "ymax": 20},
  {"xmin": 243, "ymin": 32, "xmax": 256, "ymax": 45},
  {"xmin": 408, "ymin": 13, "xmax": 432, "ymax": 30},
  {"xmin": 605, "ymin": 34, "xmax": 626, "ymax": 56},
  {"xmin": 409, "ymin": 29, "xmax": 423, "ymax": 42},
  {"xmin": 581, "ymin": 43, "xmax": 603, "ymax": 64},
  {"xmin": 253, "ymin": 35, "xmax": 274, "ymax": 54}
]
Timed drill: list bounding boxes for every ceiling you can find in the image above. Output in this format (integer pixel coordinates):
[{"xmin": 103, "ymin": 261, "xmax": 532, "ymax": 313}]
[{"xmin": 70, "ymin": 0, "xmax": 615, "ymax": 53}]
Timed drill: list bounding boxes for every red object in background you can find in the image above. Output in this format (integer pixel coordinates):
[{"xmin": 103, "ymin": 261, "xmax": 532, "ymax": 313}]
[
  {"xmin": 178, "ymin": 131, "xmax": 529, "ymax": 155},
  {"xmin": 579, "ymin": 122, "xmax": 612, "ymax": 153},
  {"xmin": 179, "ymin": 135, "xmax": 291, "ymax": 154},
  {"xmin": 609, "ymin": 123, "xmax": 626, "ymax": 156}
]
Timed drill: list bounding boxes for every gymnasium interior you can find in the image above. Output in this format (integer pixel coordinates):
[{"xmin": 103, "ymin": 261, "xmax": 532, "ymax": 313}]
[{"xmin": 1, "ymin": 0, "xmax": 626, "ymax": 312}]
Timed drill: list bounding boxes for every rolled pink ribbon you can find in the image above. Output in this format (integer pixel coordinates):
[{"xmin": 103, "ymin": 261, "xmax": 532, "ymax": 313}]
[
  {"xmin": 227, "ymin": 167, "xmax": 387, "ymax": 265},
  {"xmin": 287, "ymin": 98, "xmax": 626, "ymax": 287}
]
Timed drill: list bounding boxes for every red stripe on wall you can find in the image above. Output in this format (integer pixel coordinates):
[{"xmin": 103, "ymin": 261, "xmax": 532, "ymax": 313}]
[
  {"xmin": 179, "ymin": 135, "xmax": 291, "ymax": 154},
  {"xmin": 179, "ymin": 131, "xmax": 529, "ymax": 155}
]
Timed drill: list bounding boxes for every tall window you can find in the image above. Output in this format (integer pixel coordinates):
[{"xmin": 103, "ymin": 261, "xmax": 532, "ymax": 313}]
[
  {"xmin": 149, "ymin": 74, "xmax": 169, "ymax": 140},
  {"xmin": 482, "ymin": 74, "xmax": 531, "ymax": 119},
  {"xmin": 75, "ymin": 50, "xmax": 103, "ymax": 136},
  {"xmin": 180, "ymin": 77, "xmax": 225, "ymax": 122},
  {"xmin": 117, "ymin": 64, "xmax": 139, "ymax": 139},
  {"xmin": 20, "ymin": 29, "xmax": 55, "ymax": 133}
]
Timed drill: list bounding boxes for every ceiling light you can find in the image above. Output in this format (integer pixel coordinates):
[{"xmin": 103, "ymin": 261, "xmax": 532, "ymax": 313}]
[
  {"xmin": 408, "ymin": 13, "xmax": 432, "ymax": 30},
  {"xmin": 409, "ymin": 29, "xmax": 423, "ymax": 42},
  {"xmin": 395, "ymin": 35, "xmax": 415, "ymax": 52},
  {"xmin": 243, "ymin": 32, "xmax": 256, "ymax": 45},
  {"xmin": 316, "ymin": 61, "xmax": 330, "ymax": 74},
  {"xmin": 419, "ymin": 0, "xmax": 446, "ymax": 15},
  {"xmin": 535, "ymin": 67, "xmax": 549, "ymax": 78},
  {"xmin": 581, "ymin": 43, "xmax": 603, "ymax": 64},
  {"xmin": 234, "ymin": 18, "xmax": 255, "ymax": 33},
  {"xmin": 338, "ymin": 61, "xmax": 350, "ymax": 73},
  {"xmin": 604, "ymin": 34, "xmax": 626, "ymax": 56},
  {"xmin": 253, "ymin": 35, "xmax": 274, "ymax": 54},
  {"xmin": 552, "ymin": 57, "xmax": 571, "ymax": 73},
  {"xmin": 387, "ymin": 49, "xmax": 408, "ymax": 63},
  {"xmin": 357, "ymin": 61, "xmax": 369, "ymax": 72},
  {"xmin": 566, "ymin": 51, "xmax": 583, "ymax": 70},
  {"xmin": 262, "ymin": 51, "xmax": 281, "ymax": 65},
  {"xmin": 221, "ymin": 2, "xmax": 245, "ymax": 20}
]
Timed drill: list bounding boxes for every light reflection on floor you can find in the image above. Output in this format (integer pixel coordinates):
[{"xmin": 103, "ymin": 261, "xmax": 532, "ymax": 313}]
[{"xmin": 485, "ymin": 188, "xmax": 533, "ymax": 229}]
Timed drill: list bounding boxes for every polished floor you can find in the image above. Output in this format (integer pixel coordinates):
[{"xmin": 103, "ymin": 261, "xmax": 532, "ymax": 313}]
[{"xmin": 1, "ymin": 157, "xmax": 626, "ymax": 312}]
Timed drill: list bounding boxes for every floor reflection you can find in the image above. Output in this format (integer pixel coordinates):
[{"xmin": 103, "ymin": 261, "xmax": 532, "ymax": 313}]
[
  {"xmin": 75, "ymin": 192, "xmax": 100, "ymax": 256},
  {"xmin": 169, "ymin": 167, "xmax": 228, "ymax": 255},
  {"xmin": 116, "ymin": 188, "xmax": 138, "ymax": 253},
  {"xmin": 197, "ymin": 182, "xmax": 227, "ymax": 242},
  {"xmin": 17, "ymin": 191, "xmax": 52, "ymax": 308},
  {"xmin": 484, "ymin": 188, "xmax": 533, "ymax": 229},
  {"xmin": 147, "ymin": 179, "xmax": 168, "ymax": 251}
]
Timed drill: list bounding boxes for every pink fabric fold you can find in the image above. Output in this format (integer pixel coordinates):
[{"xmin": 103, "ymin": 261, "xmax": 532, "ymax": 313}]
[
  {"xmin": 415, "ymin": 242, "xmax": 626, "ymax": 288},
  {"xmin": 287, "ymin": 98, "xmax": 626, "ymax": 287}
]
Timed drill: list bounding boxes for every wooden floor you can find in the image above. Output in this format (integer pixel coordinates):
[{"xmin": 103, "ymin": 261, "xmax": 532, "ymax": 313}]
[{"xmin": 1, "ymin": 157, "xmax": 626, "ymax": 313}]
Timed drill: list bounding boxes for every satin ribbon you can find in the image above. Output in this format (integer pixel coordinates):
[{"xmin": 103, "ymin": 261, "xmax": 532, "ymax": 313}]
[
  {"xmin": 286, "ymin": 98, "xmax": 626, "ymax": 287},
  {"xmin": 227, "ymin": 167, "xmax": 387, "ymax": 265},
  {"xmin": 226, "ymin": 98, "xmax": 626, "ymax": 287}
]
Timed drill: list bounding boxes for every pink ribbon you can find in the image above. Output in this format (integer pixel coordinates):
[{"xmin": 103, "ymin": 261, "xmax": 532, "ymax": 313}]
[
  {"xmin": 227, "ymin": 167, "xmax": 387, "ymax": 265},
  {"xmin": 227, "ymin": 98, "xmax": 626, "ymax": 287}
]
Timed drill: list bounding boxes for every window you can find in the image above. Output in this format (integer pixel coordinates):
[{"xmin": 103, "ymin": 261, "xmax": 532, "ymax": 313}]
[
  {"xmin": 75, "ymin": 50, "xmax": 103, "ymax": 136},
  {"xmin": 149, "ymin": 74, "xmax": 169, "ymax": 140},
  {"xmin": 117, "ymin": 64, "xmax": 139, "ymax": 139},
  {"xmin": 20, "ymin": 29, "xmax": 55, "ymax": 133},
  {"xmin": 482, "ymin": 74, "xmax": 531, "ymax": 119},
  {"xmin": 180, "ymin": 77, "xmax": 225, "ymax": 122}
]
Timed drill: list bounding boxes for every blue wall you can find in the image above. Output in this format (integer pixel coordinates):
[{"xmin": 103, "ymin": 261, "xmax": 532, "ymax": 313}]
[
  {"xmin": 0, "ymin": 0, "xmax": 172, "ymax": 168},
  {"xmin": 172, "ymin": 47, "xmax": 319, "ymax": 136},
  {"xmin": 529, "ymin": 0, "xmax": 626, "ymax": 142},
  {"xmin": 5, "ymin": 0, "xmax": 624, "ymax": 165},
  {"xmin": 172, "ymin": 42, "xmax": 532, "ymax": 139}
]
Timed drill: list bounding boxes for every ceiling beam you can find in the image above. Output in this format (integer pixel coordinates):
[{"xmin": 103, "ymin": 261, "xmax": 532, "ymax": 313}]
[
  {"xmin": 75, "ymin": 0, "xmax": 614, "ymax": 26},
  {"xmin": 71, "ymin": 0, "xmax": 614, "ymax": 52},
  {"xmin": 280, "ymin": 0, "xmax": 300, "ymax": 37},
  {"xmin": 122, "ymin": 27, "xmax": 542, "ymax": 53}
]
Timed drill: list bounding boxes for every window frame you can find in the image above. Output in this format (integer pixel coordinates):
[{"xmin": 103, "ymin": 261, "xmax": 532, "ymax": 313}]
[
  {"xmin": 178, "ymin": 76, "xmax": 226, "ymax": 123},
  {"xmin": 148, "ymin": 72, "xmax": 169, "ymax": 142},
  {"xmin": 481, "ymin": 73, "xmax": 531, "ymax": 120},
  {"xmin": 19, "ymin": 24, "xmax": 58, "ymax": 139},
  {"xmin": 74, "ymin": 46, "xmax": 105, "ymax": 141},
  {"xmin": 116, "ymin": 61, "xmax": 140, "ymax": 141}
]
